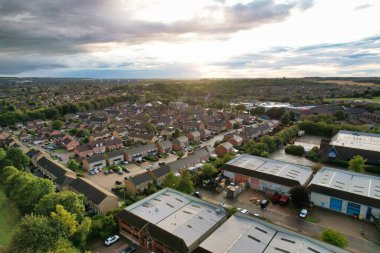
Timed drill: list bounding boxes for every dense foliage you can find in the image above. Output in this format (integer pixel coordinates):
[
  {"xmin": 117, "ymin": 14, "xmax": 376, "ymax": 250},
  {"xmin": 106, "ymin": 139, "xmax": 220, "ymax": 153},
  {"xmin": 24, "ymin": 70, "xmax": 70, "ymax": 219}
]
[{"xmin": 321, "ymin": 229, "xmax": 348, "ymax": 248}]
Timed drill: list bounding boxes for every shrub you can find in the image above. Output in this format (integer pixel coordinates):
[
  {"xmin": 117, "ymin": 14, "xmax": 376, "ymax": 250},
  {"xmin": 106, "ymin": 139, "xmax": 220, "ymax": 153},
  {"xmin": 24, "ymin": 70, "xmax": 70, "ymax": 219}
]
[{"xmin": 321, "ymin": 229, "xmax": 348, "ymax": 248}]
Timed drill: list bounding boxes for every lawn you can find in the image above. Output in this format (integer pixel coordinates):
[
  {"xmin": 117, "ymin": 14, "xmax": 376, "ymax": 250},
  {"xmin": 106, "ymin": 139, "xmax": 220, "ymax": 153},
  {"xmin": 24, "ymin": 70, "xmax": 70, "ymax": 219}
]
[
  {"xmin": 0, "ymin": 189, "xmax": 20, "ymax": 246},
  {"xmin": 324, "ymin": 96, "xmax": 380, "ymax": 104}
]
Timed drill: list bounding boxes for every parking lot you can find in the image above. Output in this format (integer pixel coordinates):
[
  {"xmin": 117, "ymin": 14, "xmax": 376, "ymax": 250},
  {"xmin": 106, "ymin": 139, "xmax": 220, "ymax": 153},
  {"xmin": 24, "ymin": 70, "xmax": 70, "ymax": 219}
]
[
  {"xmin": 199, "ymin": 188, "xmax": 380, "ymax": 253},
  {"xmin": 87, "ymin": 237, "xmax": 149, "ymax": 253}
]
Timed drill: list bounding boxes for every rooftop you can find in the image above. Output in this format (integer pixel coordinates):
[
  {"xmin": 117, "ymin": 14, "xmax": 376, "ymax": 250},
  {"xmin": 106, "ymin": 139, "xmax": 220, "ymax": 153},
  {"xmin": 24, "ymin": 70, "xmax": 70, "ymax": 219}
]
[
  {"xmin": 330, "ymin": 130, "xmax": 380, "ymax": 152},
  {"xmin": 198, "ymin": 213, "xmax": 348, "ymax": 253},
  {"xmin": 309, "ymin": 167, "xmax": 380, "ymax": 201},
  {"xmin": 225, "ymin": 154, "xmax": 313, "ymax": 185},
  {"xmin": 125, "ymin": 188, "xmax": 226, "ymax": 248}
]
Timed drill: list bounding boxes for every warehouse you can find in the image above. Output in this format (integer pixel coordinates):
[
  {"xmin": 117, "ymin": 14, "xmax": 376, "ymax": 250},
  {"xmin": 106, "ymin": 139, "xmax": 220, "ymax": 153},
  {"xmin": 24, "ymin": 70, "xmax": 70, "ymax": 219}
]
[
  {"xmin": 117, "ymin": 188, "xmax": 227, "ymax": 253},
  {"xmin": 308, "ymin": 167, "xmax": 380, "ymax": 221},
  {"xmin": 196, "ymin": 213, "xmax": 348, "ymax": 253},
  {"xmin": 320, "ymin": 130, "xmax": 380, "ymax": 165},
  {"xmin": 221, "ymin": 154, "xmax": 313, "ymax": 195}
]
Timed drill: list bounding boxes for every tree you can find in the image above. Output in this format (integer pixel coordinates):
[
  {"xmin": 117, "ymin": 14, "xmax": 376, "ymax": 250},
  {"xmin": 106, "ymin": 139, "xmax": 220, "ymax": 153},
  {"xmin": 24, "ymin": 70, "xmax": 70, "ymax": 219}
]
[
  {"xmin": 250, "ymin": 106, "xmax": 265, "ymax": 116},
  {"xmin": 35, "ymin": 191, "xmax": 85, "ymax": 218},
  {"xmin": 8, "ymin": 215, "xmax": 60, "ymax": 253},
  {"xmin": 172, "ymin": 129, "xmax": 181, "ymax": 139},
  {"xmin": 163, "ymin": 172, "xmax": 180, "ymax": 189},
  {"xmin": 91, "ymin": 214, "xmax": 117, "ymax": 240},
  {"xmin": 176, "ymin": 151, "xmax": 184, "ymax": 158},
  {"xmin": 348, "ymin": 155, "xmax": 366, "ymax": 173},
  {"xmin": 70, "ymin": 217, "xmax": 92, "ymax": 250},
  {"xmin": 145, "ymin": 123, "xmax": 157, "ymax": 134},
  {"xmin": 260, "ymin": 151, "xmax": 269, "ymax": 158},
  {"xmin": 285, "ymin": 145, "xmax": 305, "ymax": 156},
  {"xmin": 51, "ymin": 205, "xmax": 78, "ymax": 237},
  {"xmin": 311, "ymin": 163, "xmax": 322, "ymax": 174},
  {"xmin": 281, "ymin": 112, "xmax": 290, "ymax": 126},
  {"xmin": 67, "ymin": 159, "xmax": 80, "ymax": 171},
  {"xmin": 260, "ymin": 135, "xmax": 277, "ymax": 152},
  {"xmin": 5, "ymin": 147, "xmax": 30, "ymax": 170},
  {"xmin": 200, "ymin": 163, "xmax": 218, "ymax": 178},
  {"xmin": 0, "ymin": 148, "xmax": 6, "ymax": 161},
  {"xmin": 289, "ymin": 185, "xmax": 309, "ymax": 208},
  {"xmin": 232, "ymin": 122, "xmax": 240, "ymax": 130},
  {"xmin": 321, "ymin": 229, "xmax": 348, "ymax": 248},
  {"xmin": 51, "ymin": 120, "xmax": 63, "ymax": 130},
  {"xmin": 235, "ymin": 104, "xmax": 246, "ymax": 112},
  {"xmin": 177, "ymin": 172, "xmax": 194, "ymax": 194},
  {"xmin": 266, "ymin": 107, "xmax": 285, "ymax": 119},
  {"xmin": 48, "ymin": 238, "xmax": 80, "ymax": 253}
]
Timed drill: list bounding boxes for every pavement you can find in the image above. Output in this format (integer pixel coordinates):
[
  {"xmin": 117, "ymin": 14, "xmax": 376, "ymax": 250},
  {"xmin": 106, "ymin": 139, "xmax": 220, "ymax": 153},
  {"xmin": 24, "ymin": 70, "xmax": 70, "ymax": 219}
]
[
  {"xmin": 198, "ymin": 188, "xmax": 380, "ymax": 253},
  {"xmin": 87, "ymin": 237, "xmax": 149, "ymax": 253}
]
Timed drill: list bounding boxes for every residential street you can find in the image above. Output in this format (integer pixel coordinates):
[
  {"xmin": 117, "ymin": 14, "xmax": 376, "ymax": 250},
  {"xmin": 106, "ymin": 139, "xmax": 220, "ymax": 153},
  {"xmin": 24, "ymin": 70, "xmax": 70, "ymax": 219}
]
[{"xmin": 199, "ymin": 189, "xmax": 380, "ymax": 253}]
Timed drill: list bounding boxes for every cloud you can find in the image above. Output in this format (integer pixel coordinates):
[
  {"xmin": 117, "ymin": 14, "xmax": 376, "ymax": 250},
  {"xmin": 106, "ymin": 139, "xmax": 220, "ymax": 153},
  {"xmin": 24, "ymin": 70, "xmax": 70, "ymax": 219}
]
[
  {"xmin": 217, "ymin": 34, "xmax": 380, "ymax": 76},
  {"xmin": 0, "ymin": 0, "xmax": 313, "ymax": 55},
  {"xmin": 354, "ymin": 4, "xmax": 373, "ymax": 11}
]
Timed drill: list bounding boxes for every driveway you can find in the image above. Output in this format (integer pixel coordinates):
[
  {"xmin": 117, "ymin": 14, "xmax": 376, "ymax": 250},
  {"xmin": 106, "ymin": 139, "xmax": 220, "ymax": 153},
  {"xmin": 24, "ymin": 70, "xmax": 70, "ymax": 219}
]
[{"xmin": 199, "ymin": 188, "xmax": 380, "ymax": 253}]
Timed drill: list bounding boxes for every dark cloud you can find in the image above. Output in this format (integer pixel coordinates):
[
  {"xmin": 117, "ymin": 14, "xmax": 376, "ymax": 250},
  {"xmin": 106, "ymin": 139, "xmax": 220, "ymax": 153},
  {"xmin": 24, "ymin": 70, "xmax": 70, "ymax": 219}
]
[{"xmin": 0, "ymin": 0, "xmax": 314, "ymax": 54}]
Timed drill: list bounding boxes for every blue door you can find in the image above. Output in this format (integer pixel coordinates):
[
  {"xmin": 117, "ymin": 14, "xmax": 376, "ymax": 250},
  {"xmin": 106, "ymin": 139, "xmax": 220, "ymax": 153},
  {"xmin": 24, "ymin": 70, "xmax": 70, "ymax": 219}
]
[
  {"xmin": 329, "ymin": 198, "xmax": 342, "ymax": 212},
  {"xmin": 347, "ymin": 202, "xmax": 361, "ymax": 216}
]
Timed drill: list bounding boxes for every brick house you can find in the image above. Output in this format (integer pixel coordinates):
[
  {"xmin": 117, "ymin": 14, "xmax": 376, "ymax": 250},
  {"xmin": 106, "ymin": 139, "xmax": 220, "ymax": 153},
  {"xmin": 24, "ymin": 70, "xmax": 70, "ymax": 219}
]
[
  {"xmin": 172, "ymin": 136, "xmax": 189, "ymax": 151},
  {"xmin": 82, "ymin": 154, "xmax": 107, "ymax": 171},
  {"xmin": 125, "ymin": 172, "xmax": 154, "ymax": 195},
  {"xmin": 187, "ymin": 130, "xmax": 201, "ymax": 142},
  {"xmin": 215, "ymin": 142, "xmax": 234, "ymax": 157},
  {"xmin": 156, "ymin": 140, "xmax": 172, "ymax": 154}
]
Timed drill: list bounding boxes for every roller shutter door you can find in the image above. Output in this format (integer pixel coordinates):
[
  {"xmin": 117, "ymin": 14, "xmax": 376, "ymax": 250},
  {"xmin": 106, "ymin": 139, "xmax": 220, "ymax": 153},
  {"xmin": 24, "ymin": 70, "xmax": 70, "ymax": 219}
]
[{"xmin": 329, "ymin": 198, "xmax": 342, "ymax": 212}]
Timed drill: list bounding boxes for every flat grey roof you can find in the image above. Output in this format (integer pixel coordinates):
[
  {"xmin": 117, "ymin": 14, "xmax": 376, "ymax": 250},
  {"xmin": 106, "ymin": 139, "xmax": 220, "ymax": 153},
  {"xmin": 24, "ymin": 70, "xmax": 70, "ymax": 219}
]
[
  {"xmin": 227, "ymin": 154, "xmax": 313, "ymax": 185},
  {"xmin": 126, "ymin": 188, "xmax": 226, "ymax": 247},
  {"xmin": 330, "ymin": 130, "xmax": 380, "ymax": 152},
  {"xmin": 199, "ymin": 214, "xmax": 348, "ymax": 253},
  {"xmin": 309, "ymin": 167, "xmax": 380, "ymax": 201}
]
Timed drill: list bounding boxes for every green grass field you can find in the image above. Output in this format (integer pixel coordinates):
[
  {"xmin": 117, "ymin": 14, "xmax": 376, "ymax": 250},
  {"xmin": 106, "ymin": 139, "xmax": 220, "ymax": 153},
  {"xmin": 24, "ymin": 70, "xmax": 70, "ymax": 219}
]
[
  {"xmin": 324, "ymin": 96, "xmax": 380, "ymax": 104},
  {"xmin": 0, "ymin": 189, "xmax": 20, "ymax": 246}
]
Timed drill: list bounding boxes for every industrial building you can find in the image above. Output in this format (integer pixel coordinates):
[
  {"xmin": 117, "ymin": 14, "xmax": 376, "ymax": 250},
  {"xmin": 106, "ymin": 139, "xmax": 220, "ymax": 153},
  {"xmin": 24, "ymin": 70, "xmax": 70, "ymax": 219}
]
[
  {"xmin": 196, "ymin": 213, "xmax": 348, "ymax": 253},
  {"xmin": 308, "ymin": 167, "xmax": 380, "ymax": 221},
  {"xmin": 320, "ymin": 130, "xmax": 380, "ymax": 165},
  {"xmin": 221, "ymin": 155, "xmax": 313, "ymax": 195},
  {"xmin": 117, "ymin": 188, "xmax": 227, "ymax": 253}
]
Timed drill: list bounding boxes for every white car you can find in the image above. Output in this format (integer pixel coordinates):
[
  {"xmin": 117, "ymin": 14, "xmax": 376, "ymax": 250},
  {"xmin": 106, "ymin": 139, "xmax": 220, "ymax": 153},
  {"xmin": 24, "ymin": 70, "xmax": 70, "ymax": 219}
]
[
  {"xmin": 123, "ymin": 161, "xmax": 129, "ymax": 165},
  {"xmin": 104, "ymin": 235, "xmax": 120, "ymax": 246},
  {"xmin": 253, "ymin": 213, "xmax": 261, "ymax": 218},
  {"xmin": 240, "ymin": 209, "xmax": 249, "ymax": 214},
  {"xmin": 93, "ymin": 169, "xmax": 99, "ymax": 173},
  {"xmin": 299, "ymin": 209, "xmax": 308, "ymax": 218}
]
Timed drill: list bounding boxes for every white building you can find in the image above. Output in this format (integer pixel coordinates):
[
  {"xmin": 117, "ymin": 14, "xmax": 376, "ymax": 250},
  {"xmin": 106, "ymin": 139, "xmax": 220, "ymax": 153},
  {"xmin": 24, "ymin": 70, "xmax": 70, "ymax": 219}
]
[
  {"xmin": 197, "ymin": 213, "xmax": 348, "ymax": 253},
  {"xmin": 222, "ymin": 154, "xmax": 313, "ymax": 195},
  {"xmin": 308, "ymin": 167, "xmax": 380, "ymax": 221}
]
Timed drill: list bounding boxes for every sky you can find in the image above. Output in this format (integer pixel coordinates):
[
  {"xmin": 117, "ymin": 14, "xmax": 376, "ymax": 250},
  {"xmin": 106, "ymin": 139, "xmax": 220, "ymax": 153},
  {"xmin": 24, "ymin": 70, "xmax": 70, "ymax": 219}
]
[{"xmin": 0, "ymin": 0, "xmax": 379, "ymax": 78}]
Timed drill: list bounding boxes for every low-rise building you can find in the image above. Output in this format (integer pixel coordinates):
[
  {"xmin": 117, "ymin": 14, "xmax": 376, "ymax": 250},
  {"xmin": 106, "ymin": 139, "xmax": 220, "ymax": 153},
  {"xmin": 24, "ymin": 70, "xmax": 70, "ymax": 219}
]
[
  {"xmin": 221, "ymin": 155, "xmax": 313, "ymax": 195},
  {"xmin": 105, "ymin": 149, "xmax": 125, "ymax": 165},
  {"xmin": 37, "ymin": 156, "xmax": 77, "ymax": 191},
  {"xmin": 187, "ymin": 131, "xmax": 201, "ymax": 142},
  {"xmin": 117, "ymin": 188, "xmax": 227, "ymax": 253},
  {"xmin": 70, "ymin": 177, "xmax": 118, "ymax": 214},
  {"xmin": 196, "ymin": 213, "xmax": 348, "ymax": 253},
  {"xmin": 82, "ymin": 154, "xmax": 107, "ymax": 171},
  {"xmin": 150, "ymin": 165, "xmax": 171, "ymax": 185},
  {"xmin": 215, "ymin": 142, "xmax": 234, "ymax": 157},
  {"xmin": 156, "ymin": 140, "xmax": 172, "ymax": 154},
  {"xmin": 124, "ymin": 143, "xmax": 158, "ymax": 162},
  {"xmin": 320, "ymin": 130, "xmax": 380, "ymax": 165},
  {"xmin": 125, "ymin": 172, "xmax": 154, "ymax": 195},
  {"xmin": 172, "ymin": 136, "xmax": 189, "ymax": 151},
  {"xmin": 308, "ymin": 167, "xmax": 380, "ymax": 221}
]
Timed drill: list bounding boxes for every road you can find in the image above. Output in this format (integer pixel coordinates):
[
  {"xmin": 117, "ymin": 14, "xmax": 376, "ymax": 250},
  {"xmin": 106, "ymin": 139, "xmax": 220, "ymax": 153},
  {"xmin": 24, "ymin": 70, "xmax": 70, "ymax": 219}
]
[{"xmin": 199, "ymin": 189, "xmax": 380, "ymax": 253}]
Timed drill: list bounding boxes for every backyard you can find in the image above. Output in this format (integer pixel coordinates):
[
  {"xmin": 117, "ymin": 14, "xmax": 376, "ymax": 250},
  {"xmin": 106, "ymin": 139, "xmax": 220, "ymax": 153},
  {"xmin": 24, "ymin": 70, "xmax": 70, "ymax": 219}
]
[{"xmin": 0, "ymin": 189, "xmax": 20, "ymax": 247}]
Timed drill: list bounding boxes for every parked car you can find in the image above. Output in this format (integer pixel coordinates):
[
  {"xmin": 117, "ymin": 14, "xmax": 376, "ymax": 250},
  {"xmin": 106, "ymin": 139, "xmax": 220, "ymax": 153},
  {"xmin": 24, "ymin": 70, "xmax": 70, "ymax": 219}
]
[
  {"xmin": 145, "ymin": 165, "xmax": 153, "ymax": 171},
  {"xmin": 240, "ymin": 209, "xmax": 249, "ymax": 214},
  {"xmin": 253, "ymin": 213, "xmax": 261, "ymax": 218},
  {"xmin": 93, "ymin": 169, "xmax": 99, "ymax": 173},
  {"xmin": 88, "ymin": 170, "xmax": 95, "ymax": 175},
  {"xmin": 272, "ymin": 192, "xmax": 282, "ymax": 204},
  {"xmin": 123, "ymin": 161, "xmax": 129, "ymax": 165},
  {"xmin": 104, "ymin": 235, "xmax": 120, "ymax": 246},
  {"xmin": 122, "ymin": 167, "xmax": 130, "ymax": 173},
  {"xmin": 299, "ymin": 209, "xmax": 308, "ymax": 218},
  {"xmin": 260, "ymin": 199, "xmax": 269, "ymax": 209},
  {"xmin": 158, "ymin": 162, "xmax": 166, "ymax": 166},
  {"xmin": 103, "ymin": 171, "xmax": 110, "ymax": 175},
  {"xmin": 109, "ymin": 169, "xmax": 114, "ymax": 174},
  {"xmin": 117, "ymin": 170, "xmax": 123, "ymax": 175},
  {"xmin": 279, "ymin": 195, "xmax": 289, "ymax": 206},
  {"xmin": 193, "ymin": 191, "xmax": 202, "ymax": 198},
  {"xmin": 115, "ymin": 180, "xmax": 122, "ymax": 185},
  {"xmin": 121, "ymin": 244, "xmax": 137, "ymax": 253}
]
